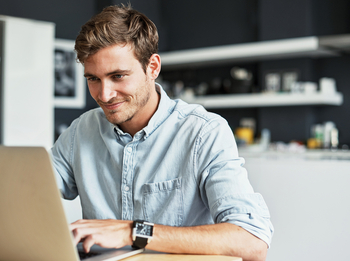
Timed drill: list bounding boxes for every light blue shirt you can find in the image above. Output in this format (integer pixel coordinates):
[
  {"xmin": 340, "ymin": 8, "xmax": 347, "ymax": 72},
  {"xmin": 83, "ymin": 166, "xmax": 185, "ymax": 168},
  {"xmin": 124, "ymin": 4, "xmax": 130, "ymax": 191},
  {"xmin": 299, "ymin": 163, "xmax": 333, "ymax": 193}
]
[{"xmin": 51, "ymin": 84, "xmax": 273, "ymax": 246}]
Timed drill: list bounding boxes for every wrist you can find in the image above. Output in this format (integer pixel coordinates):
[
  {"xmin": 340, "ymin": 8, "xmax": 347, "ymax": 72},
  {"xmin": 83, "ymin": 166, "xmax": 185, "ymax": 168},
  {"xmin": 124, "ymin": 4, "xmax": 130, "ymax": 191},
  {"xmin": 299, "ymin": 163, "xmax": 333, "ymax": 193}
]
[{"xmin": 126, "ymin": 220, "xmax": 134, "ymax": 246}]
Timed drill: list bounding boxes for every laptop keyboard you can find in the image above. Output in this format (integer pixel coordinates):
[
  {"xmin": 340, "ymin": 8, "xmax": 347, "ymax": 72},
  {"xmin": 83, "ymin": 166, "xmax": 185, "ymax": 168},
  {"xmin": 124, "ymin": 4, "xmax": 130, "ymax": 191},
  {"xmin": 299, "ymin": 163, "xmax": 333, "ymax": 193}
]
[{"xmin": 78, "ymin": 250, "xmax": 101, "ymax": 260}]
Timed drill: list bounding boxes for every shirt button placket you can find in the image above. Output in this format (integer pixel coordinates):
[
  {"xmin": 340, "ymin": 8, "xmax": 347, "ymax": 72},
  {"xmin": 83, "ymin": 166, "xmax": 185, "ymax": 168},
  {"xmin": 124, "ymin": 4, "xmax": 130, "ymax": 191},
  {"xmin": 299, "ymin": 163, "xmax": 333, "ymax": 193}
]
[{"xmin": 122, "ymin": 145, "xmax": 133, "ymax": 220}]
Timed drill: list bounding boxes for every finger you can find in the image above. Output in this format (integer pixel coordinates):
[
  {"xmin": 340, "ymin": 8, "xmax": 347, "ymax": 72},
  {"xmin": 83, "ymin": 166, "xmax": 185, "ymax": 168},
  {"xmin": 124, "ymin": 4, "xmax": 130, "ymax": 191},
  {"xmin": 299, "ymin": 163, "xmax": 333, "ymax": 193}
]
[
  {"xmin": 70, "ymin": 219, "xmax": 108, "ymax": 232},
  {"xmin": 70, "ymin": 219, "xmax": 89, "ymax": 230},
  {"xmin": 71, "ymin": 228, "xmax": 84, "ymax": 245},
  {"xmin": 71, "ymin": 226, "xmax": 95, "ymax": 245},
  {"xmin": 82, "ymin": 234, "xmax": 97, "ymax": 253}
]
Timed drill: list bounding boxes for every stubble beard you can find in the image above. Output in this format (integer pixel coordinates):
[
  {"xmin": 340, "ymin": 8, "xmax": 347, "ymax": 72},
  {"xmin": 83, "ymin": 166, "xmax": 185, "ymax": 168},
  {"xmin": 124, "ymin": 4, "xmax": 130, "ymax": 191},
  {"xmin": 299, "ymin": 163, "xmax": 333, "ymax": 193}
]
[{"xmin": 101, "ymin": 84, "xmax": 151, "ymax": 126}]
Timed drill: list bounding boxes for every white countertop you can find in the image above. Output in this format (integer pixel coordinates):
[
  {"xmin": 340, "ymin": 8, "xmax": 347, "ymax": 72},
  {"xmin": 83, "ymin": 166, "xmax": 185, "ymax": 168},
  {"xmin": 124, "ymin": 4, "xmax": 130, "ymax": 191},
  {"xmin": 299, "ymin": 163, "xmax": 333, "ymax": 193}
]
[{"xmin": 238, "ymin": 146, "xmax": 350, "ymax": 161}]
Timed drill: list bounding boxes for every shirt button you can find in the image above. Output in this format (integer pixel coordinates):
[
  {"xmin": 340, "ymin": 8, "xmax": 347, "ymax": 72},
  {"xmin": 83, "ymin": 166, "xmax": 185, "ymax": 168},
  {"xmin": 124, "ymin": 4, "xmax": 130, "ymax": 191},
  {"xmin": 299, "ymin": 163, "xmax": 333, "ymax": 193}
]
[
  {"xmin": 127, "ymin": 147, "xmax": 132, "ymax": 153},
  {"xmin": 124, "ymin": 186, "xmax": 130, "ymax": 192}
]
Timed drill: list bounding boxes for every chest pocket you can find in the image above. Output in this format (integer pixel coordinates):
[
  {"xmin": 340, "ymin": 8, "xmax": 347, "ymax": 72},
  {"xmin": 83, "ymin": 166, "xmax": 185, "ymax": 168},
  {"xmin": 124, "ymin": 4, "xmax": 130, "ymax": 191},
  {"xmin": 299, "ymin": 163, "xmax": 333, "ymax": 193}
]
[{"xmin": 142, "ymin": 177, "xmax": 183, "ymax": 226}]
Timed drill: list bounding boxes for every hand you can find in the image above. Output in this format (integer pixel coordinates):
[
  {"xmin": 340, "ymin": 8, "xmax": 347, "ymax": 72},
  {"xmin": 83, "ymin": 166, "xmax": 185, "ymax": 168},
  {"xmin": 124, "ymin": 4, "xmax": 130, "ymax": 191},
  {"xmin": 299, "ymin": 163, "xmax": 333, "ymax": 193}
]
[{"xmin": 70, "ymin": 219, "xmax": 133, "ymax": 253}]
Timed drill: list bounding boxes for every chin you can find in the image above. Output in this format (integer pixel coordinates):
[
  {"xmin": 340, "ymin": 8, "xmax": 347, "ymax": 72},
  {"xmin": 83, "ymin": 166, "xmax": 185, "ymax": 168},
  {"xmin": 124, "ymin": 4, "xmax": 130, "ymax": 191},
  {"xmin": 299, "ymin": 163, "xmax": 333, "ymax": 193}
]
[
  {"xmin": 106, "ymin": 117, "xmax": 122, "ymax": 125},
  {"xmin": 106, "ymin": 114, "xmax": 131, "ymax": 126}
]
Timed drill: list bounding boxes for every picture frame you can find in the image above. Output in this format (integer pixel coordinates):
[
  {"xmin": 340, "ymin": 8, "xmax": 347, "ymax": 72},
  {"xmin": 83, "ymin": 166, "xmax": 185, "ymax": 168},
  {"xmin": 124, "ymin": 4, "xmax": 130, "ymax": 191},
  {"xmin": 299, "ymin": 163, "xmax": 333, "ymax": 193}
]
[{"xmin": 54, "ymin": 39, "xmax": 85, "ymax": 108}]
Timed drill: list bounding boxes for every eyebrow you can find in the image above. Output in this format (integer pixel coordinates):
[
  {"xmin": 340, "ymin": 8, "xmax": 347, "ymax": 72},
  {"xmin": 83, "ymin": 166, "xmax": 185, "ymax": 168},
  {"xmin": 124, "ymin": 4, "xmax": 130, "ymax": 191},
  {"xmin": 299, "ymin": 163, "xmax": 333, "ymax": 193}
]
[{"xmin": 84, "ymin": 69, "xmax": 131, "ymax": 78}]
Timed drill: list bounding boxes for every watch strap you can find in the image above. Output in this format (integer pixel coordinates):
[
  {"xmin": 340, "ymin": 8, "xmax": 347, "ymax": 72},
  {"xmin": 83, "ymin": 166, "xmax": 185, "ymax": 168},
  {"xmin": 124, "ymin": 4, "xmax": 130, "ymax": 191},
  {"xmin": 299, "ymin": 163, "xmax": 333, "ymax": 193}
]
[{"xmin": 132, "ymin": 236, "xmax": 148, "ymax": 249}]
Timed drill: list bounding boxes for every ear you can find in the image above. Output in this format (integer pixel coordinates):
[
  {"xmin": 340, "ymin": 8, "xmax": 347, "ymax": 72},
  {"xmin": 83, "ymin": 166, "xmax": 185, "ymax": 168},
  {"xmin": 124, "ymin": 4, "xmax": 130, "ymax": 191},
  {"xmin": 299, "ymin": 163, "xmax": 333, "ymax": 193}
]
[{"xmin": 147, "ymin": 54, "xmax": 161, "ymax": 80}]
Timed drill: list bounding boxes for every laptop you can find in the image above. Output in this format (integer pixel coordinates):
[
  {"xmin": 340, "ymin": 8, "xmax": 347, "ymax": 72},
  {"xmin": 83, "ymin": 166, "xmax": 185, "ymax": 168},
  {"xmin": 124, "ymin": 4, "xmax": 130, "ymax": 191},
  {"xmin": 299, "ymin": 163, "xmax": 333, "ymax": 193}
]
[{"xmin": 0, "ymin": 146, "xmax": 144, "ymax": 261}]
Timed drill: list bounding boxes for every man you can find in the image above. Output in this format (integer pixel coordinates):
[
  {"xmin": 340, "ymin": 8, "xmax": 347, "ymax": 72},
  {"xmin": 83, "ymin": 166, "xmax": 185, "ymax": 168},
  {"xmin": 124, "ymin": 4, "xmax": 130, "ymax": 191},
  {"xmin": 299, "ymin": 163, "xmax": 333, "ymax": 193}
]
[{"xmin": 51, "ymin": 5, "xmax": 273, "ymax": 261}]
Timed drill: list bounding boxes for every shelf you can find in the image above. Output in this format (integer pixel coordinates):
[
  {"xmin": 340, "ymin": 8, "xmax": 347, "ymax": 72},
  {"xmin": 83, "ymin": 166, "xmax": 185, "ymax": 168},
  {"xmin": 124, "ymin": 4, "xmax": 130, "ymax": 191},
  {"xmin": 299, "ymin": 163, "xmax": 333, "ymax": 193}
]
[
  {"xmin": 181, "ymin": 92, "xmax": 343, "ymax": 109},
  {"xmin": 159, "ymin": 34, "xmax": 350, "ymax": 69}
]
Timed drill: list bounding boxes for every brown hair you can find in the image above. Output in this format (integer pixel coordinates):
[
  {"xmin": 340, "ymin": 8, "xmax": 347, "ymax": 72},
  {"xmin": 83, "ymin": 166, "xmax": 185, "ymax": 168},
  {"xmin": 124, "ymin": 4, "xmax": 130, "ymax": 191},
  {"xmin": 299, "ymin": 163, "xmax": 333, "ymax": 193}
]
[{"xmin": 75, "ymin": 4, "xmax": 159, "ymax": 73}]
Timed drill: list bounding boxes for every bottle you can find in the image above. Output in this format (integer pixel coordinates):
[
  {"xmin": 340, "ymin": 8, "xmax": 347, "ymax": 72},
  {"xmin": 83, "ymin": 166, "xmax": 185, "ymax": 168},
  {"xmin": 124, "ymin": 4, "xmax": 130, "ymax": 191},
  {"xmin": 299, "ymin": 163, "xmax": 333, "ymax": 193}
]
[
  {"xmin": 330, "ymin": 127, "xmax": 339, "ymax": 150},
  {"xmin": 260, "ymin": 129, "xmax": 271, "ymax": 151},
  {"xmin": 323, "ymin": 121, "xmax": 335, "ymax": 149},
  {"xmin": 314, "ymin": 124, "xmax": 324, "ymax": 148}
]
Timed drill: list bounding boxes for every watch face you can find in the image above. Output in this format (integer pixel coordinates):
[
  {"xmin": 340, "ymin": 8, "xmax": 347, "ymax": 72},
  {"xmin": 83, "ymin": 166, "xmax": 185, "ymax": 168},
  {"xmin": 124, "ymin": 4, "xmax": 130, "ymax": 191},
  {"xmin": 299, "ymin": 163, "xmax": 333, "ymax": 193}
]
[{"xmin": 135, "ymin": 223, "xmax": 153, "ymax": 237}]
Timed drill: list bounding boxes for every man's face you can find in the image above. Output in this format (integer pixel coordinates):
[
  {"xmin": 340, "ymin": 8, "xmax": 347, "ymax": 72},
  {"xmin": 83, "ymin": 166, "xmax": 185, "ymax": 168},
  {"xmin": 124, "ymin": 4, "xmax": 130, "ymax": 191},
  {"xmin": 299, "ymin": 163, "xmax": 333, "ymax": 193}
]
[{"xmin": 84, "ymin": 44, "xmax": 154, "ymax": 127}]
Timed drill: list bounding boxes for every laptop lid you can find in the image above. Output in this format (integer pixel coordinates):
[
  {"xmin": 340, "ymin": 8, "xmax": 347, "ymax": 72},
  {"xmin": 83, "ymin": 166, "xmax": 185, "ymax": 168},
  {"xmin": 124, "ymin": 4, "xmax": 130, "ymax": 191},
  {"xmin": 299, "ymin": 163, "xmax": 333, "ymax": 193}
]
[{"xmin": 0, "ymin": 146, "xmax": 143, "ymax": 261}]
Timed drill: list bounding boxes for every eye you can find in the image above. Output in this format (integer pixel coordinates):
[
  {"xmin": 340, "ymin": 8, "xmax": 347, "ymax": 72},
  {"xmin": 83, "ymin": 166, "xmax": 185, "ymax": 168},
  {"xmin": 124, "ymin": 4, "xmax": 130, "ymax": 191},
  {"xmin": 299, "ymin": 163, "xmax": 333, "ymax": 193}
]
[
  {"xmin": 86, "ymin": 76, "xmax": 99, "ymax": 82},
  {"xmin": 113, "ymin": 74, "xmax": 124, "ymax": 80}
]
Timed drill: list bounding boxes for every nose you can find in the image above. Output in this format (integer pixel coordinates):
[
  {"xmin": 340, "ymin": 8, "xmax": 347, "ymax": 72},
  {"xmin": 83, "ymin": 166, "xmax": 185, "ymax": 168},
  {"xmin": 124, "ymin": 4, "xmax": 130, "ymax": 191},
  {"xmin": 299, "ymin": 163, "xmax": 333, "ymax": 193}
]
[{"xmin": 99, "ymin": 80, "xmax": 117, "ymax": 103}]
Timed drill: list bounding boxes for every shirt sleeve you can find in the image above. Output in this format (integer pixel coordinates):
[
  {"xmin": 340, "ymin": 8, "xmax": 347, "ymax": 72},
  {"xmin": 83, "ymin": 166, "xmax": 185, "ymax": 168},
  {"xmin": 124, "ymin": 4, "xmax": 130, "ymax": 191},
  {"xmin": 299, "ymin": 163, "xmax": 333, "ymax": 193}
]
[
  {"xmin": 50, "ymin": 118, "xmax": 80, "ymax": 200},
  {"xmin": 194, "ymin": 115, "xmax": 274, "ymax": 247}
]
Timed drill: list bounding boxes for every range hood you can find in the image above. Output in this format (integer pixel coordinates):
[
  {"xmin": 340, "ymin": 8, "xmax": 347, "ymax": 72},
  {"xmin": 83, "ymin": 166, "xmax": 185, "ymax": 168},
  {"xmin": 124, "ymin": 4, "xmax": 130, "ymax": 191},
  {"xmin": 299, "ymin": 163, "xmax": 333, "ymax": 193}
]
[{"xmin": 160, "ymin": 34, "xmax": 350, "ymax": 69}]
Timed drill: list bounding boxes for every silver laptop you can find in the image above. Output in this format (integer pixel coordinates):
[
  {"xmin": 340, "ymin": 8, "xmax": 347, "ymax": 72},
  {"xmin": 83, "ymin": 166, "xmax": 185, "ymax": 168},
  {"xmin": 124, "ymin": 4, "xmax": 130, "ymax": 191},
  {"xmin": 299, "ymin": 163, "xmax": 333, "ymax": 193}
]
[{"xmin": 0, "ymin": 146, "xmax": 144, "ymax": 261}]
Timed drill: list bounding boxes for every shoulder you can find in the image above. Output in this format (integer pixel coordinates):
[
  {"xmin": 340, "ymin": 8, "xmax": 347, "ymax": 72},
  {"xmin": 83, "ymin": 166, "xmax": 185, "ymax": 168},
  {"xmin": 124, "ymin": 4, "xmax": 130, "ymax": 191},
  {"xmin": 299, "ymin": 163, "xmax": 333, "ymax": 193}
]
[
  {"xmin": 71, "ymin": 107, "xmax": 111, "ymax": 129},
  {"xmin": 52, "ymin": 108, "xmax": 112, "ymax": 156},
  {"xmin": 173, "ymin": 99, "xmax": 228, "ymax": 130},
  {"xmin": 77, "ymin": 107, "xmax": 106, "ymax": 123},
  {"xmin": 59, "ymin": 107, "xmax": 112, "ymax": 143}
]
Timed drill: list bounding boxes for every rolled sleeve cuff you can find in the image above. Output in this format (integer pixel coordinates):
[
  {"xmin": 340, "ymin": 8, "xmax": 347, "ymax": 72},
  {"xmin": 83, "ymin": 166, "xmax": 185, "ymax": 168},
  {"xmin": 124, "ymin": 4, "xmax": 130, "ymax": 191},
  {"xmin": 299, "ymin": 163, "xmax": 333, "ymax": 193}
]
[{"xmin": 213, "ymin": 193, "xmax": 274, "ymax": 248}]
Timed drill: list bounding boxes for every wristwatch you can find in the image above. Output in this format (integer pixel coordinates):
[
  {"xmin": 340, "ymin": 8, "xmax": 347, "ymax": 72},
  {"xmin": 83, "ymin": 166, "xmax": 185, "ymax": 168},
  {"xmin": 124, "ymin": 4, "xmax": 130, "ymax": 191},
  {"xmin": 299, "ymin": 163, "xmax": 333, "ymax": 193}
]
[{"xmin": 132, "ymin": 220, "xmax": 154, "ymax": 249}]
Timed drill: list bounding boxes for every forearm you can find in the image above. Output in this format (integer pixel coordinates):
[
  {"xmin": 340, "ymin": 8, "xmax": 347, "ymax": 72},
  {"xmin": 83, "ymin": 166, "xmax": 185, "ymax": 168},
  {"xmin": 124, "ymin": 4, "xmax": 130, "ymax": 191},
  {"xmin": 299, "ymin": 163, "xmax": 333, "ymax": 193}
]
[
  {"xmin": 147, "ymin": 223, "xmax": 267, "ymax": 261},
  {"xmin": 71, "ymin": 219, "xmax": 267, "ymax": 261}
]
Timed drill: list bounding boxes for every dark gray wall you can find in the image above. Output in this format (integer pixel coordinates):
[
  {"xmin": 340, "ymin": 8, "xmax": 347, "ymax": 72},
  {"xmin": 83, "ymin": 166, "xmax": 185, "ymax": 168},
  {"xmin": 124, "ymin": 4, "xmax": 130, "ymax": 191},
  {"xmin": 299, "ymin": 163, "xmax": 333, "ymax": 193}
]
[
  {"xmin": 258, "ymin": 0, "xmax": 314, "ymax": 41},
  {"xmin": 258, "ymin": 0, "xmax": 350, "ymax": 41},
  {"xmin": 158, "ymin": 0, "xmax": 258, "ymax": 50},
  {"xmin": 312, "ymin": 0, "xmax": 350, "ymax": 36},
  {"xmin": 0, "ymin": 0, "xmax": 95, "ymax": 39}
]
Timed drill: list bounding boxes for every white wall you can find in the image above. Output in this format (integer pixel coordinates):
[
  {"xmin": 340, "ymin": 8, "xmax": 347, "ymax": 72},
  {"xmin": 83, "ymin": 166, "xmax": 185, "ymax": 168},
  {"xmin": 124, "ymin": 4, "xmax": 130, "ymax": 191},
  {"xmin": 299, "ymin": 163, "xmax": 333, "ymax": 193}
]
[
  {"xmin": 0, "ymin": 16, "xmax": 55, "ymax": 149},
  {"xmin": 242, "ymin": 152, "xmax": 350, "ymax": 261},
  {"xmin": 61, "ymin": 197, "xmax": 82, "ymax": 223}
]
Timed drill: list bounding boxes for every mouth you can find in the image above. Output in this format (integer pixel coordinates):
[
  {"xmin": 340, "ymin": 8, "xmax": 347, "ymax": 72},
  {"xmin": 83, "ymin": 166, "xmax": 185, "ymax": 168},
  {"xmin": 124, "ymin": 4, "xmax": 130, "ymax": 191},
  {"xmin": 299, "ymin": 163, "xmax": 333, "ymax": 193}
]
[{"xmin": 99, "ymin": 100, "xmax": 125, "ymax": 111}]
